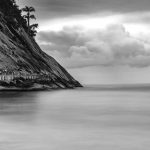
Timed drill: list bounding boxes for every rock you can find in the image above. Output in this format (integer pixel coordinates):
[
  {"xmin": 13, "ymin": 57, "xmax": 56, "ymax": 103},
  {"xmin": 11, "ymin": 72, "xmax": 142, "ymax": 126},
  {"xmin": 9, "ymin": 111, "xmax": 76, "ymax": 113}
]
[{"xmin": 0, "ymin": 11, "xmax": 82, "ymax": 90}]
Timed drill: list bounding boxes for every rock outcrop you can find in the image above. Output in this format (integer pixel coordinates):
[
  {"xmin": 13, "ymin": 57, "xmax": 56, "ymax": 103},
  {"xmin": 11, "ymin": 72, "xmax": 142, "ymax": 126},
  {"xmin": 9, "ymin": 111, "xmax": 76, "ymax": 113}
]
[{"xmin": 0, "ymin": 12, "xmax": 82, "ymax": 90}]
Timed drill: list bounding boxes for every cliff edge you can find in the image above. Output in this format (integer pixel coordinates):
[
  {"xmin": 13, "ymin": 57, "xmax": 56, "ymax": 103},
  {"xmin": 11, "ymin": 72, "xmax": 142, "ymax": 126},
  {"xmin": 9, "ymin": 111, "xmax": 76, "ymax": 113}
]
[{"xmin": 0, "ymin": 12, "xmax": 82, "ymax": 90}]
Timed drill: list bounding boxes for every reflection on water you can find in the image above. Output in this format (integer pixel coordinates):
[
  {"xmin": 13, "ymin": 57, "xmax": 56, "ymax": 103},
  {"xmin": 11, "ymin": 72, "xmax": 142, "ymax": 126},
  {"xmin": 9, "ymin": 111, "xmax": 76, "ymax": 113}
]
[
  {"xmin": 0, "ymin": 87, "xmax": 150, "ymax": 150},
  {"xmin": 0, "ymin": 92, "xmax": 38, "ymax": 122}
]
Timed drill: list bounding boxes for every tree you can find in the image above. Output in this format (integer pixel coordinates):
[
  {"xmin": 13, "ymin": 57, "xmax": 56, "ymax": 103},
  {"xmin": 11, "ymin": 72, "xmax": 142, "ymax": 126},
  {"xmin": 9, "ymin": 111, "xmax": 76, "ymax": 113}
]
[
  {"xmin": 22, "ymin": 6, "xmax": 38, "ymax": 36},
  {"xmin": 0, "ymin": 0, "xmax": 27, "ymax": 29},
  {"xmin": 29, "ymin": 23, "xmax": 38, "ymax": 37}
]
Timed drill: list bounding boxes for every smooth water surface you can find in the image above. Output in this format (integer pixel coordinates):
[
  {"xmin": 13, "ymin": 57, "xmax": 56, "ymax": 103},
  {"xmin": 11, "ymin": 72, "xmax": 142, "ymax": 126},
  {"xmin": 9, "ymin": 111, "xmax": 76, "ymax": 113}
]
[{"xmin": 0, "ymin": 86, "xmax": 150, "ymax": 150}]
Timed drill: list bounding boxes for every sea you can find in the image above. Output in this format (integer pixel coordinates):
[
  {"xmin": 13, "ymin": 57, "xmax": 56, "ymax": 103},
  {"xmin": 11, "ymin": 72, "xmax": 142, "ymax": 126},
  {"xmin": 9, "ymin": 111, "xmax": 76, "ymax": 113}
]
[{"xmin": 0, "ymin": 84, "xmax": 150, "ymax": 150}]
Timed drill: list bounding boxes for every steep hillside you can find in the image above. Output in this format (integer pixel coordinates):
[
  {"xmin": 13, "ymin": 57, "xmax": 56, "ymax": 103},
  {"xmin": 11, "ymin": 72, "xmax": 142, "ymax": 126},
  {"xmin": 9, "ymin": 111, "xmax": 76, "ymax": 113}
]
[{"xmin": 0, "ymin": 12, "xmax": 82, "ymax": 90}]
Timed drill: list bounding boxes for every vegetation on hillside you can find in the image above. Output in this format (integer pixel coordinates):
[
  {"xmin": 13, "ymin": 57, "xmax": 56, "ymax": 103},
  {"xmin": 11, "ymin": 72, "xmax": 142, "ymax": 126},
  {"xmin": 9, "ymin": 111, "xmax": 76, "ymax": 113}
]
[
  {"xmin": 22, "ymin": 6, "xmax": 38, "ymax": 37},
  {"xmin": 0, "ymin": 0, "xmax": 38, "ymax": 37}
]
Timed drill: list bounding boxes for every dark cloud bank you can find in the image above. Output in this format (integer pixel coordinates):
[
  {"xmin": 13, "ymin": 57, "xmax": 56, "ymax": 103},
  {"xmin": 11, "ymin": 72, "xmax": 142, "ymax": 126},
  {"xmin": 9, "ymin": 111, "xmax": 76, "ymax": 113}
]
[
  {"xmin": 19, "ymin": 0, "xmax": 150, "ymax": 19},
  {"xmin": 37, "ymin": 25, "xmax": 150, "ymax": 68}
]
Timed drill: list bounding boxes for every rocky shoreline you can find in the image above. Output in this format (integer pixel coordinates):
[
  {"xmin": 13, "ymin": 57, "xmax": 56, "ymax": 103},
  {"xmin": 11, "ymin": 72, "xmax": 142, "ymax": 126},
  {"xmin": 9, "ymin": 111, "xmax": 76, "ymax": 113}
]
[
  {"xmin": 0, "ymin": 76, "xmax": 82, "ymax": 91},
  {"xmin": 0, "ymin": 85, "xmax": 79, "ymax": 91}
]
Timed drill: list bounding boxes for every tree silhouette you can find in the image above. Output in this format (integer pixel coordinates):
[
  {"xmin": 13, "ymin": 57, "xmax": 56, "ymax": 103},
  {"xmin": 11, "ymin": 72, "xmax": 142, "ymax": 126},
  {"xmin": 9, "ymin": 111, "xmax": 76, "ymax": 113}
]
[
  {"xmin": 30, "ymin": 23, "xmax": 38, "ymax": 37},
  {"xmin": 0, "ymin": 0, "xmax": 27, "ymax": 30},
  {"xmin": 22, "ymin": 6, "xmax": 38, "ymax": 36}
]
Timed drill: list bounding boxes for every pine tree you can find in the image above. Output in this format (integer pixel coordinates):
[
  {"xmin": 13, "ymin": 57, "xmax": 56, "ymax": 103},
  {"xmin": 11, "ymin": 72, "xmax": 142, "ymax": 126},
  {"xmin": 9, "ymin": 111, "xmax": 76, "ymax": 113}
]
[{"xmin": 22, "ymin": 6, "xmax": 37, "ymax": 35}]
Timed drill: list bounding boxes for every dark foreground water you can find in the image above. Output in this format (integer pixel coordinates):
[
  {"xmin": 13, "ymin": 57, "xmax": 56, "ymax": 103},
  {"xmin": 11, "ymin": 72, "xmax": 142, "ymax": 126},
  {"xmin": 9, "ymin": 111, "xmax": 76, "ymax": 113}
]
[{"xmin": 0, "ymin": 85, "xmax": 150, "ymax": 150}]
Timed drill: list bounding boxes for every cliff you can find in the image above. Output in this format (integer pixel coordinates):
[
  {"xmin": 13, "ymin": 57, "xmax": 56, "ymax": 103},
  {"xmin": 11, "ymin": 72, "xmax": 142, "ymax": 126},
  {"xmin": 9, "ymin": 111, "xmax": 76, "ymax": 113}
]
[{"xmin": 0, "ymin": 12, "xmax": 82, "ymax": 90}]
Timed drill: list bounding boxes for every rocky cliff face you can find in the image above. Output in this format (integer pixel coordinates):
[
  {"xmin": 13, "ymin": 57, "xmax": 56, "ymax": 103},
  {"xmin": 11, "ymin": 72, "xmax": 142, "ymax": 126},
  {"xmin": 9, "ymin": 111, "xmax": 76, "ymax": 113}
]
[{"xmin": 0, "ymin": 13, "xmax": 82, "ymax": 90}]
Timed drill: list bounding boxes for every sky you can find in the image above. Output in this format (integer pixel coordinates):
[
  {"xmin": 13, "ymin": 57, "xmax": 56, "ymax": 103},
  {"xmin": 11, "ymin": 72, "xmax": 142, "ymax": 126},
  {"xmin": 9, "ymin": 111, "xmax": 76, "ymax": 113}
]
[{"xmin": 17, "ymin": 0, "xmax": 150, "ymax": 84}]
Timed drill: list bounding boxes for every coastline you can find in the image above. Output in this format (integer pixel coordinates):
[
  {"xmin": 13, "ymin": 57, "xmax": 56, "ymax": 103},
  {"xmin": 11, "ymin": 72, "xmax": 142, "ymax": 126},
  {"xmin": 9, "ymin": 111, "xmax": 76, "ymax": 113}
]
[{"xmin": 0, "ymin": 83, "xmax": 81, "ymax": 92}]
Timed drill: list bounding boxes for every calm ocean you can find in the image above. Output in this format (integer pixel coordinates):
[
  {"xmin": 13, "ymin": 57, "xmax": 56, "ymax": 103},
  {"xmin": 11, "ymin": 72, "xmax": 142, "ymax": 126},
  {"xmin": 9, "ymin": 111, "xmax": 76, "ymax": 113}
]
[{"xmin": 0, "ymin": 85, "xmax": 150, "ymax": 150}]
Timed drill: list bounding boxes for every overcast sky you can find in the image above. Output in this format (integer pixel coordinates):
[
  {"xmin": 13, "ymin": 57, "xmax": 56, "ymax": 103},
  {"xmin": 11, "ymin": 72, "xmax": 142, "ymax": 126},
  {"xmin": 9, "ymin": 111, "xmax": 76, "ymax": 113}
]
[
  {"xmin": 17, "ymin": 0, "xmax": 150, "ymax": 84},
  {"xmin": 17, "ymin": 0, "xmax": 150, "ymax": 19}
]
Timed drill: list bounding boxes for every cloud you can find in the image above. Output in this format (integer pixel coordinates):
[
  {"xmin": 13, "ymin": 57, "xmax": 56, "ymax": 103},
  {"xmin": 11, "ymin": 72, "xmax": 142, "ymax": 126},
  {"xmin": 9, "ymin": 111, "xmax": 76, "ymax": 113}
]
[
  {"xmin": 121, "ymin": 12, "xmax": 150, "ymax": 26},
  {"xmin": 37, "ymin": 24, "xmax": 150, "ymax": 68},
  {"xmin": 18, "ymin": 0, "xmax": 150, "ymax": 20}
]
